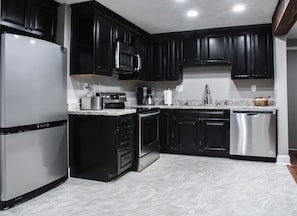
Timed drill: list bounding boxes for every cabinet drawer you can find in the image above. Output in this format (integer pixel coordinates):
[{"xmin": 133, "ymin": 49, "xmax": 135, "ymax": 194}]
[
  {"xmin": 198, "ymin": 110, "xmax": 229, "ymax": 119},
  {"xmin": 176, "ymin": 110, "xmax": 229, "ymax": 119},
  {"xmin": 118, "ymin": 128, "xmax": 135, "ymax": 149},
  {"xmin": 117, "ymin": 149, "xmax": 134, "ymax": 173},
  {"xmin": 119, "ymin": 115, "xmax": 135, "ymax": 129}
]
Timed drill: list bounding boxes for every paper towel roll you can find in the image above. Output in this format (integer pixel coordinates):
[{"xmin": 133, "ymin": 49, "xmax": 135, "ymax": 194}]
[{"xmin": 164, "ymin": 89, "xmax": 172, "ymax": 105}]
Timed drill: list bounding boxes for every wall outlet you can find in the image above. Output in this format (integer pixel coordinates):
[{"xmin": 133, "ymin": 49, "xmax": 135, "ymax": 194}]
[
  {"xmin": 251, "ymin": 85, "xmax": 256, "ymax": 92},
  {"xmin": 176, "ymin": 85, "xmax": 184, "ymax": 92},
  {"xmin": 83, "ymin": 83, "xmax": 89, "ymax": 91}
]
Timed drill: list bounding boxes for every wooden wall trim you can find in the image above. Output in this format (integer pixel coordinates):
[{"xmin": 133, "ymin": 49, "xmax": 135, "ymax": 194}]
[{"xmin": 273, "ymin": 0, "xmax": 297, "ymax": 36}]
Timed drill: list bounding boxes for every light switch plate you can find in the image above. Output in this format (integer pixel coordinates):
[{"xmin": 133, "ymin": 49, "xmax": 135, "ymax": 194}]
[
  {"xmin": 176, "ymin": 85, "xmax": 183, "ymax": 92},
  {"xmin": 83, "ymin": 83, "xmax": 89, "ymax": 91},
  {"xmin": 251, "ymin": 85, "xmax": 256, "ymax": 92}
]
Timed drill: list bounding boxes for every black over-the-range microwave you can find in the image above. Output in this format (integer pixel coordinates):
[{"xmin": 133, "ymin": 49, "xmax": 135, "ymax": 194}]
[{"xmin": 115, "ymin": 41, "xmax": 141, "ymax": 73}]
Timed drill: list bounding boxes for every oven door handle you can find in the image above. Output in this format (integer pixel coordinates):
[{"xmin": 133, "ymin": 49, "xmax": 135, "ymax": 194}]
[{"xmin": 139, "ymin": 111, "xmax": 160, "ymax": 118}]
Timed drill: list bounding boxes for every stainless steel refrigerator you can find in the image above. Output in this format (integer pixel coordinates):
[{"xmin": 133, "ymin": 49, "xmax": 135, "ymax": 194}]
[{"xmin": 0, "ymin": 33, "xmax": 68, "ymax": 209}]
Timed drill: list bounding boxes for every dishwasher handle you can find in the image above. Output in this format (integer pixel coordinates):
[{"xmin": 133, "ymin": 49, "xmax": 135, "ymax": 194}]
[{"xmin": 231, "ymin": 110, "xmax": 276, "ymax": 115}]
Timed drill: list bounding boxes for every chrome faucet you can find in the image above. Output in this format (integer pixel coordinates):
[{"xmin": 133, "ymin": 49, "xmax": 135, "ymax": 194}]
[{"xmin": 204, "ymin": 85, "xmax": 211, "ymax": 105}]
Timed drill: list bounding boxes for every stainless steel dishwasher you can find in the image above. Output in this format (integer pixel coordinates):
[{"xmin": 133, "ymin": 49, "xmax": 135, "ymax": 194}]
[{"xmin": 230, "ymin": 110, "xmax": 277, "ymax": 158}]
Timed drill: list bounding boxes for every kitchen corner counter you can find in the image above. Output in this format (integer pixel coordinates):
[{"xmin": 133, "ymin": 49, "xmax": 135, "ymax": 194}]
[{"xmin": 68, "ymin": 109, "xmax": 137, "ymax": 116}]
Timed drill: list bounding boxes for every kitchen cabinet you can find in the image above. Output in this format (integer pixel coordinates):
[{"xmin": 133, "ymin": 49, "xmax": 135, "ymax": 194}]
[
  {"xmin": 160, "ymin": 110, "xmax": 174, "ymax": 151},
  {"xmin": 173, "ymin": 113, "xmax": 200, "ymax": 152},
  {"xmin": 183, "ymin": 30, "xmax": 230, "ymax": 65},
  {"xmin": 160, "ymin": 109, "xmax": 230, "ymax": 157},
  {"xmin": 200, "ymin": 119, "xmax": 230, "ymax": 156},
  {"xmin": 113, "ymin": 22, "xmax": 138, "ymax": 47},
  {"xmin": 0, "ymin": 0, "xmax": 59, "ymax": 42},
  {"xmin": 150, "ymin": 34, "xmax": 183, "ymax": 81},
  {"xmin": 70, "ymin": 3, "xmax": 113, "ymax": 76},
  {"xmin": 230, "ymin": 25, "xmax": 273, "ymax": 79},
  {"xmin": 69, "ymin": 114, "xmax": 136, "ymax": 182}
]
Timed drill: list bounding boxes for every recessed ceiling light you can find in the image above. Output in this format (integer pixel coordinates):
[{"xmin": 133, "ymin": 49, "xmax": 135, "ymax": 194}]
[
  {"xmin": 176, "ymin": 0, "xmax": 187, "ymax": 2},
  {"xmin": 187, "ymin": 10, "xmax": 198, "ymax": 17},
  {"xmin": 233, "ymin": 5, "xmax": 245, "ymax": 12}
]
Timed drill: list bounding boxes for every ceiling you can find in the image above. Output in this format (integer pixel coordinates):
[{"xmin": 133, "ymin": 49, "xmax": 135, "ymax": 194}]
[{"xmin": 56, "ymin": 0, "xmax": 297, "ymax": 39}]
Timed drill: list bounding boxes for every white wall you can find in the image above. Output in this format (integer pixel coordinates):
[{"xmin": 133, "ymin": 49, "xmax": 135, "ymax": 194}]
[
  {"xmin": 274, "ymin": 36, "xmax": 290, "ymax": 165},
  {"xmin": 287, "ymin": 50, "xmax": 297, "ymax": 150},
  {"xmin": 147, "ymin": 66, "xmax": 274, "ymax": 104}
]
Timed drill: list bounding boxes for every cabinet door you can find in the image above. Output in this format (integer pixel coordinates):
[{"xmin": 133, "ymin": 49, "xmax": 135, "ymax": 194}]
[
  {"xmin": 200, "ymin": 119, "xmax": 229, "ymax": 156},
  {"xmin": 150, "ymin": 39, "xmax": 164, "ymax": 80},
  {"xmin": 27, "ymin": 0, "xmax": 58, "ymax": 40},
  {"xmin": 173, "ymin": 115, "xmax": 199, "ymax": 152},
  {"xmin": 160, "ymin": 111, "xmax": 174, "ymax": 151},
  {"xmin": 113, "ymin": 23, "xmax": 127, "ymax": 43},
  {"xmin": 183, "ymin": 32, "xmax": 203, "ymax": 65},
  {"xmin": 70, "ymin": 6, "xmax": 95, "ymax": 75},
  {"xmin": 230, "ymin": 32, "xmax": 251, "ymax": 79},
  {"xmin": 204, "ymin": 33, "xmax": 230, "ymax": 64},
  {"xmin": 165, "ymin": 37, "xmax": 183, "ymax": 80},
  {"xmin": 1, "ymin": 0, "xmax": 26, "ymax": 27},
  {"xmin": 251, "ymin": 29, "xmax": 273, "ymax": 79},
  {"xmin": 94, "ymin": 12, "xmax": 113, "ymax": 75},
  {"xmin": 136, "ymin": 37, "xmax": 150, "ymax": 80}
]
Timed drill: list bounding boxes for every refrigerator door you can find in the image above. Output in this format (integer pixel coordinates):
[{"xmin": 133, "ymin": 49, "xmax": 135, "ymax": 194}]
[
  {"xmin": 0, "ymin": 33, "xmax": 67, "ymax": 128},
  {"xmin": 0, "ymin": 125, "xmax": 67, "ymax": 201}
]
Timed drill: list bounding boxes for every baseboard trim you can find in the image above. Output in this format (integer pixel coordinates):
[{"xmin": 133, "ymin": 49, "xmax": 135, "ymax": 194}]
[{"xmin": 276, "ymin": 155, "xmax": 291, "ymax": 165}]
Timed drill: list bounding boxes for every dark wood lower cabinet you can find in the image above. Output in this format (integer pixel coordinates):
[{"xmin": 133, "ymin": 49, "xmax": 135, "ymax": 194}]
[
  {"xmin": 200, "ymin": 119, "xmax": 230, "ymax": 156},
  {"xmin": 69, "ymin": 114, "xmax": 136, "ymax": 182},
  {"xmin": 161, "ymin": 110, "xmax": 230, "ymax": 157},
  {"xmin": 173, "ymin": 115, "xmax": 200, "ymax": 152}
]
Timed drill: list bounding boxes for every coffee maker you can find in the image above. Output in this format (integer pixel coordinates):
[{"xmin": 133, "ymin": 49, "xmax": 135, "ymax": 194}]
[{"xmin": 136, "ymin": 86, "xmax": 155, "ymax": 105}]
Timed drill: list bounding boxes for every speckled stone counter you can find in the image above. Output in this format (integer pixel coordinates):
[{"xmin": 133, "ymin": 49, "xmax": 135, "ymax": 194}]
[
  {"xmin": 68, "ymin": 109, "xmax": 137, "ymax": 116},
  {"xmin": 68, "ymin": 104, "xmax": 277, "ymax": 116},
  {"xmin": 127, "ymin": 104, "xmax": 278, "ymax": 112}
]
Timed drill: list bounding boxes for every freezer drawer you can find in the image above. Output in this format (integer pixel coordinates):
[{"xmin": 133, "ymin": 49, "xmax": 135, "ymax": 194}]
[
  {"xmin": 0, "ymin": 125, "xmax": 67, "ymax": 201},
  {"xmin": 230, "ymin": 110, "xmax": 276, "ymax": 158}
]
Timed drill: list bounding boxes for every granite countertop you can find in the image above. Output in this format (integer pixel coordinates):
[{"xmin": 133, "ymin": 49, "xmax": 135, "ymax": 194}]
[
  {"xmin": 68, "ymin": 109, "xmax": 137, "ymax": 116},
  {"xmin": 127, "ymin": 104, "xmax": 278, "ymax": 111},
  {"xmin": 68, "ymin": 103, "xmax": 277, "ymax": 116},
  {"xmin": 157, "ymin": 104, "xmax": 278, "ymax": 111}
]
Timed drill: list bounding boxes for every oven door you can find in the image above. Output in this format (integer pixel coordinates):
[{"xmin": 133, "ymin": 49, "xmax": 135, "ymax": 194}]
[{"xmin": 138, "ymin": 111, "xmax": 160, "ymax": 157}]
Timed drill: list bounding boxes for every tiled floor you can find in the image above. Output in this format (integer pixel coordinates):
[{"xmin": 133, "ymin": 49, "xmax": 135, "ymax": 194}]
[{"xmin": 1, "ymin": 154, "xmax": 297, "ymax": 216}]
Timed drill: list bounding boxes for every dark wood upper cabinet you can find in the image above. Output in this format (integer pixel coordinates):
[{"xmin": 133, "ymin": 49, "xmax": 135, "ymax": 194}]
[
  {"xmin": 203, "ymin": 32, "xmax": 230, "ymax": 64},
  {"xmin": 231, "ymin": 25, "xmax": 273, "ymax": 79},
  {"xmin": 0, "ymin": 0, "xmax": 59, "ymax": 42},
  {"xmin": 1, "ymin": 0, "xmax": 26, "ymax": 27},
  {"xmin": 183, "ymin": 31, "xmax": 202, "ymax": 64},
  {"xmin": 27, "ymin": 0, "xmax": 58, "ymax": 39},
  {"xmin": 230, "ymin": 31, "xmax": 251, "ymax": 79},
  {"xmin": 183, "ymin": 30, "xmax": 230, "ymax": 65},
  {"xmin": 94, "ymin": 11, "xmax": 113, "ymax": 74},
  {"xmin": 113, "ymin": 22, "xmax": 138, "ymax": 47},
  {"xmin": 70, "ymin": 3, "xmax": 113, "ymax": 76},
  {"xmin": 251, "ymin": 28, "xmax": 273, "ymax": 79},
  {"xmin": 150, "ymin": 34, "xmax": 183, "ymax": 81}
]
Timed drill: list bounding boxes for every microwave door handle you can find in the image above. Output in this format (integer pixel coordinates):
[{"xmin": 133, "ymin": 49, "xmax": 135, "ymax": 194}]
[{"xmin": 135, "ymin": 54, "xmax": 141, "ymax": 71}]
